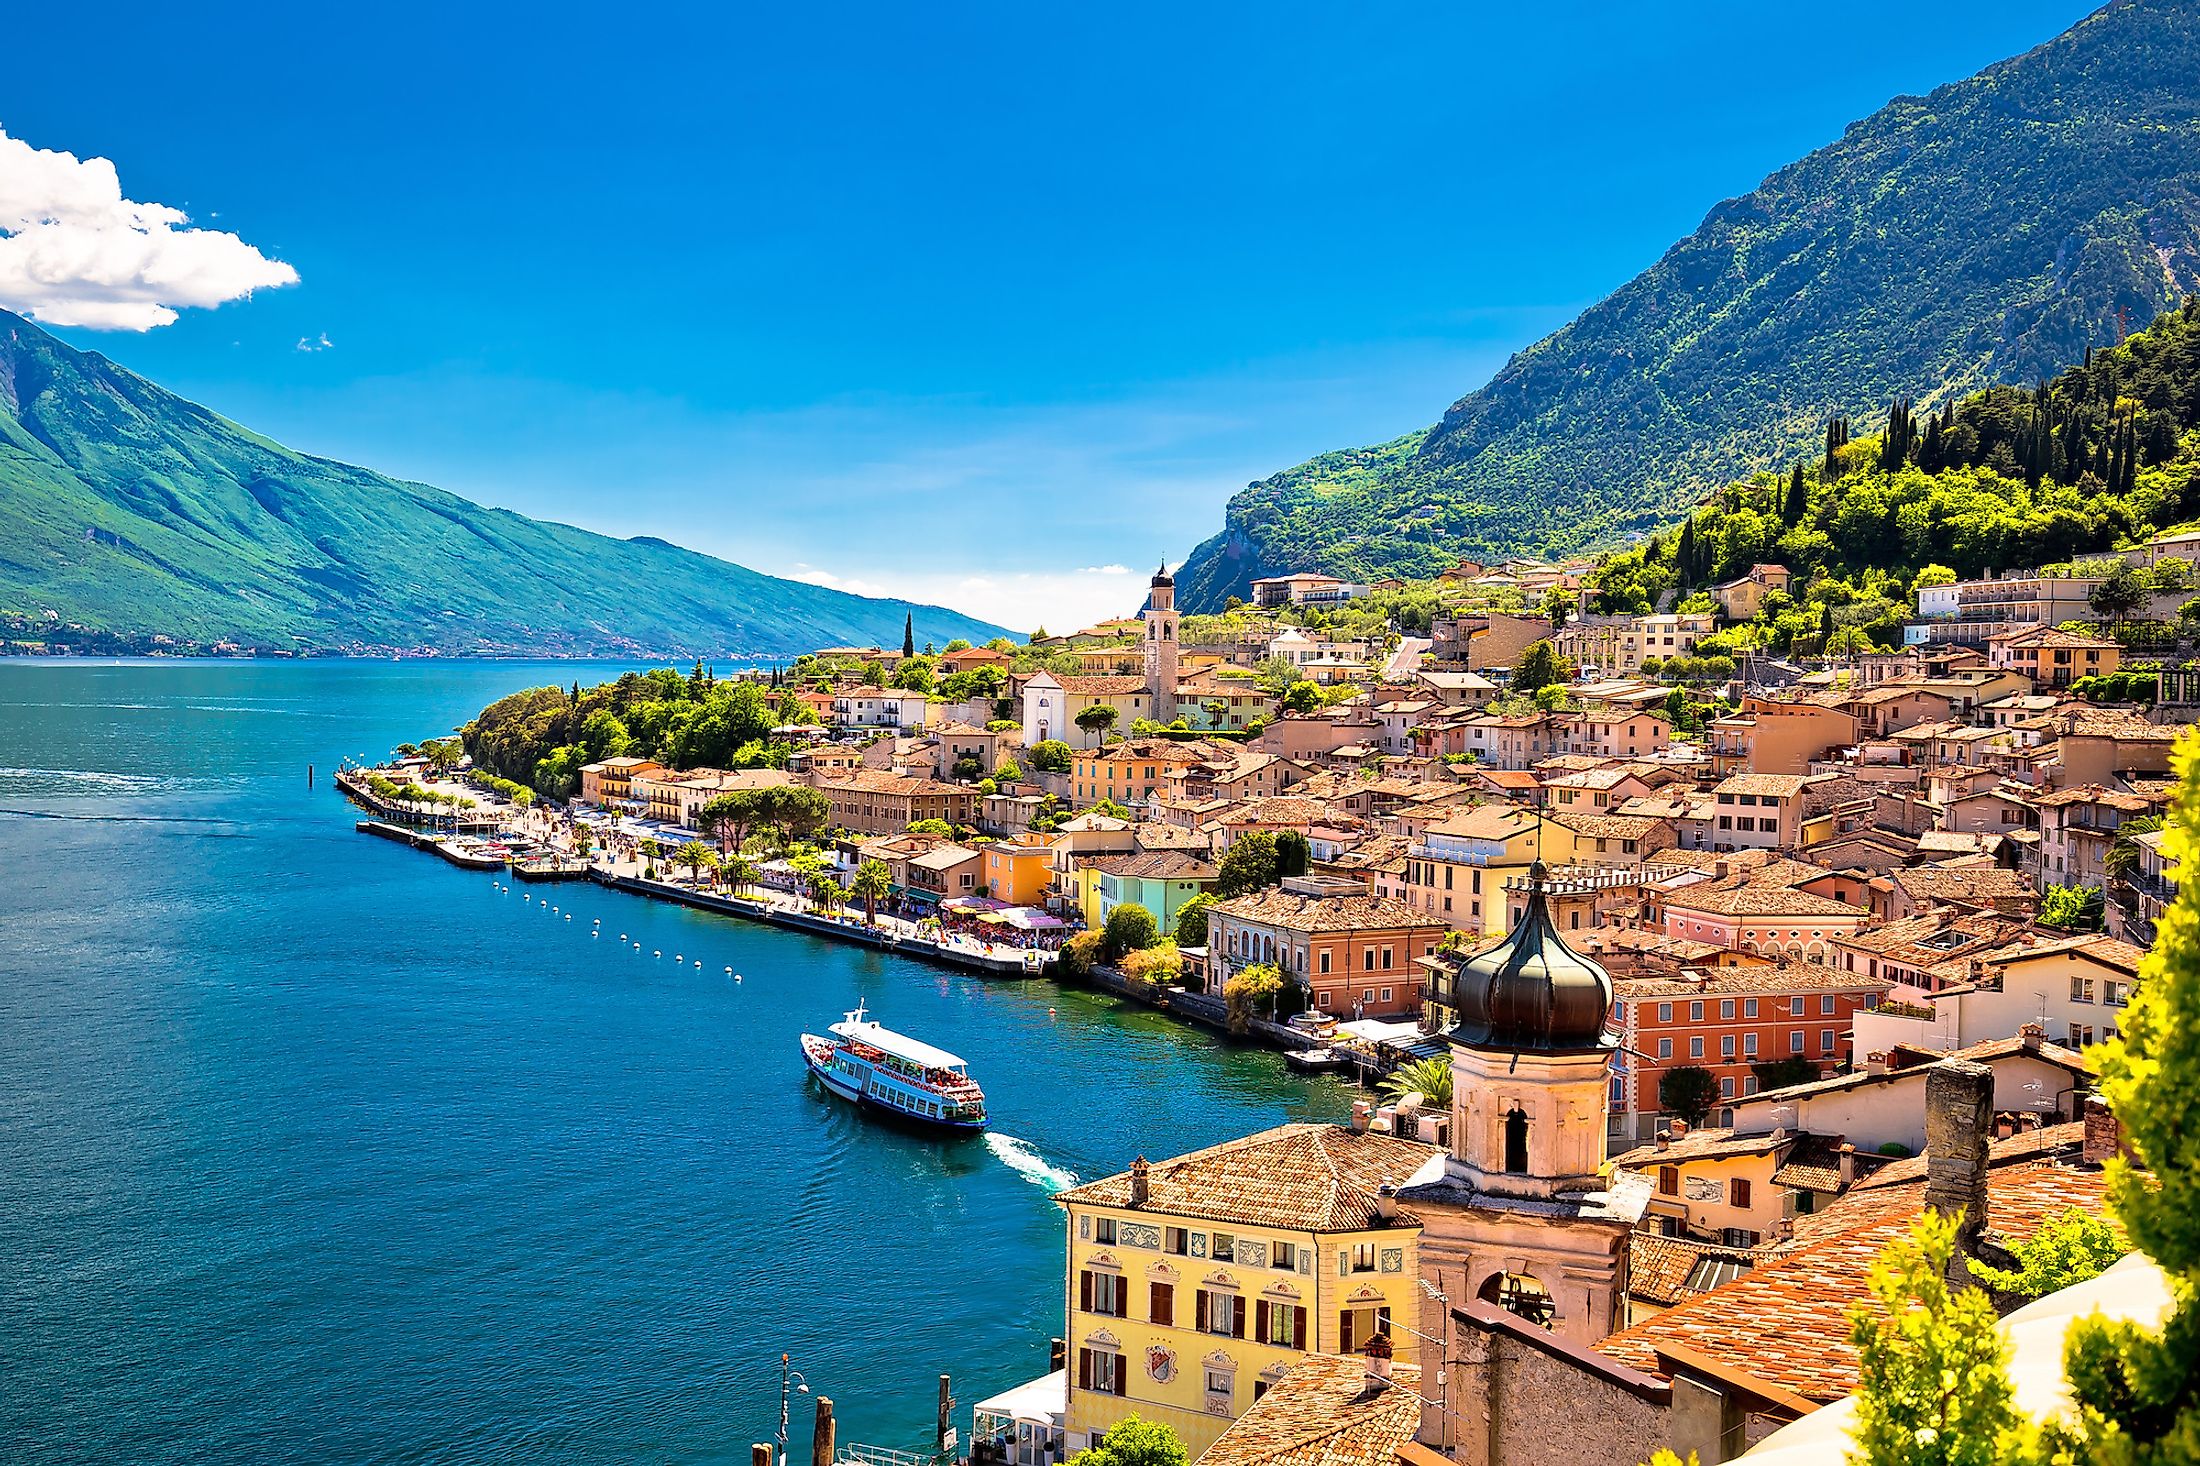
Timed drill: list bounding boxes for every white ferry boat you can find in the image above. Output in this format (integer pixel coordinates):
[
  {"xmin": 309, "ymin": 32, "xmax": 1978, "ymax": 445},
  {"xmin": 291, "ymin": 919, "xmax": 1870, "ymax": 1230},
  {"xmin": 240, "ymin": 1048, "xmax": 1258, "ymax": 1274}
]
[{"xmin": 799, "ymin": 1003, "xmax": 988, "ymax": 1133}]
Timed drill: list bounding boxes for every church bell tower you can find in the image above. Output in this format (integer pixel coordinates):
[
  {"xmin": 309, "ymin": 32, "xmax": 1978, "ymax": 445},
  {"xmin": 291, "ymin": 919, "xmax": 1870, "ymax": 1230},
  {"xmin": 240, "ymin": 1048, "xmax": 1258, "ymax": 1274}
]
[
  {"xmin": 1144, "ymin": 563, "xmax": 1179, "ymax": 711},
  {"xmin": 1399, "ymin": 863, "xmax": 1648, "ymax": 1362}
]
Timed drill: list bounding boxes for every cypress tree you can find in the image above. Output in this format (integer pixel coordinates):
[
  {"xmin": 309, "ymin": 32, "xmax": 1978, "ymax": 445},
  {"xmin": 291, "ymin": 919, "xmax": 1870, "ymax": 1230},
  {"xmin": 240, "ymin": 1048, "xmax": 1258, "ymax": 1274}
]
[
  {"xmin": 1677, "ymin": 520, "xmax": 1699, "ymax": 587},
  {"xmin": 902, "ymin": 614, "xmax": 915, "ymax": 660},
  {"xmin": 1783, "ymin": 463, "xmax": 1808, "ymax": 524}
]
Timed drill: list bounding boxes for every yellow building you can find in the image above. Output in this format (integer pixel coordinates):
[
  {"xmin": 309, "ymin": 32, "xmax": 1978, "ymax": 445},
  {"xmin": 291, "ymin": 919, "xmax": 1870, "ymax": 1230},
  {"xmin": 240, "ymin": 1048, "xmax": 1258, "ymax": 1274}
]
[
  {"xmin": 1054, "ymin": 1124, "xmax": 1441, "ymax": 1460},
  {"xmin": 1379, "ymin": 804, "xmax": 1581, "ymax": 938}
]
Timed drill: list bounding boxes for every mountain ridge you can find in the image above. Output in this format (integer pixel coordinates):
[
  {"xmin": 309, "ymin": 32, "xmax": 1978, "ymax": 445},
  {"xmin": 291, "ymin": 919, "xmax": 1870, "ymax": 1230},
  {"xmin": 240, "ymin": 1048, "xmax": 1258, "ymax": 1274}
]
[
  {"xmin": 1174, "ymin": 0, "xmax": 2200, "ymax": 610},
  {"xmin": 0, "ymin": 311, "xmax": 1011, "ymax": 655}
]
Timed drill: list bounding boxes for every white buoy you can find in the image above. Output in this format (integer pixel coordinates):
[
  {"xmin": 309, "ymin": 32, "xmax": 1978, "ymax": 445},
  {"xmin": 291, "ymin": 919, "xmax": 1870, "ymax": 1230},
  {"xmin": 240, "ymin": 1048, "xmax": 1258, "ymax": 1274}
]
[
  {"xmin": 694, "ymin": 959, "xmax": 702, "ymax": 968},
  {"xmin": 654, "ymin": 950, "xmax": 661, "ymax": 957},
  {"xmin": 724, "ymin": 966, "xmax": 733, "ymax": 974},
  {"xmin": 734, "ymin": 974, "xmax": 743, "ymax": 983}
]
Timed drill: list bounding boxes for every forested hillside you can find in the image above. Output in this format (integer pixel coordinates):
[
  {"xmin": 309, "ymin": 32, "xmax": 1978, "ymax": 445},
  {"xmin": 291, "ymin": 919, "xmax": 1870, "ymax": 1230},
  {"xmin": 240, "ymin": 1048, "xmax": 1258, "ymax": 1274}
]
[
  {"xmin": 1175, "ymin": 0, "xmax": 2200, "ymax": 610},
  {"xmin": 1589, "ymin": 296, "xmax": 2200, "ymax": 652}
]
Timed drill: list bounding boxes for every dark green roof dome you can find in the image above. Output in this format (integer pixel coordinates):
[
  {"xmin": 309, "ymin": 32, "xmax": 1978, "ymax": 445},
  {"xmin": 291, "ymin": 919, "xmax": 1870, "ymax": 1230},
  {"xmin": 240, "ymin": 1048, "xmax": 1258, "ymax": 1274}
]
[{"xmin": 1446, "ymin": 862, "xmax": 1616, "ymax": 1052}]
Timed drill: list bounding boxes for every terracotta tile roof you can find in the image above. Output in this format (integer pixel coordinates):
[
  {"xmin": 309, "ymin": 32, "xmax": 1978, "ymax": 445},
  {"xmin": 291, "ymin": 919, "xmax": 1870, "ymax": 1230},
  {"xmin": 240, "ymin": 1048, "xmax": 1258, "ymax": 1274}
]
[
  {"xmin": 1082, "ymin": 738, "xmax": 1212, "ymax": 765},
  {"xmin": 1132, "ymin": 821, "xmax": 1210, "ymax": 851},
  {"xmin": 1769, "ymin": 1132, "xmax": 1849, "ymax": 1192},
  {"xmin": 1746, "ymin": 1032, "xmax": 2092, "ymax": 1106},
  {"xmin": 1598, "ymin": 1157, "xmax": 2112, "ymax": 1401},
  {"xmin": 813, "ymin": 769, "xmax": 968, "ymax": 796},
  {"xmin": 1055, "ymin": 1124, "xmax": 1442, "ymax": 1232},
  {"xmin": 1549, "ymin": 812, "xmax": 1670, "ymax": 842},
  {"xmin": 1610, "ymin": 1128, "xmax": 1787, "ymax": 1170},
  {"xmin": 1054, "ymin": 675, "xmax": 1151, "ymax": 695},
  {"xmin": 1208, "ymin": 888, "xmax": 1446, "ymax": 935},
  {"xmin": 1841, "ymin": 1122, "xmax": 2088, "ymax": 1200},
  {"xmin": 1200, "ymin": 1358, "xmax": 1425, "ymax": 1466},
  {"xmin": 1629, "ymin": 1233, "xmax": 1775, "ymax": 1307},
  {"xmin": 1662, "ymin": 884, "xmax": 1869, "ymax": 919},
  {"xmin": 1226, "ymin": 796, "xmax": 1338, "ymax": 826},
  {"xmin": 1887, "ymin": 866, "xmax": 2037, "ymax": 909},
  {"xmin": 1712, "ymin": 773, "xmax": 1820, "ymax": 798},
  {"xmin": 1082, "ymin": 850, "xmax": 1220, "ymax": 882},
  {"xmin": 1615, "ymin": 963, "xmax": 1884, "ymax": 999}
]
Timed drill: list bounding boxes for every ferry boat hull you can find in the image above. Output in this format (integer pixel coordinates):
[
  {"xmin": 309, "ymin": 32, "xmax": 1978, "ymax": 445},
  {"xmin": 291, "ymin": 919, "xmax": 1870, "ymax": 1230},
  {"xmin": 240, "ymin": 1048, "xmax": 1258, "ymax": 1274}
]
[{"xmin": 800, "ymin": 1026, "xmax": 989, "ymax": 1134}]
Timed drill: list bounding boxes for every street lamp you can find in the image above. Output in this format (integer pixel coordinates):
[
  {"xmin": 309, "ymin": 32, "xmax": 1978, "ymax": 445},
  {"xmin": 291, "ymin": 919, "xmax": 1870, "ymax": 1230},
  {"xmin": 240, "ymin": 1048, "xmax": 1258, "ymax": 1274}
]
[{"xmin": 777, "ymin": 1353, "xmax": 812, "ymax": 1466}]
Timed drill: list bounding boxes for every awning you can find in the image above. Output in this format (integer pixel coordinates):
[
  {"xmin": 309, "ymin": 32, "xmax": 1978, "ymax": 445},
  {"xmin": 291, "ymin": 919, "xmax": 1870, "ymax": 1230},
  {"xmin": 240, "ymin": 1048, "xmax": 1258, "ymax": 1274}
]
[
  {"xmin": 1000, "ymin": 908, "xmax": 1064, "ymax": 930},
  {"xmin": 972, "ymin": 1369, "xmax": 1066, "ymax": 1426}
]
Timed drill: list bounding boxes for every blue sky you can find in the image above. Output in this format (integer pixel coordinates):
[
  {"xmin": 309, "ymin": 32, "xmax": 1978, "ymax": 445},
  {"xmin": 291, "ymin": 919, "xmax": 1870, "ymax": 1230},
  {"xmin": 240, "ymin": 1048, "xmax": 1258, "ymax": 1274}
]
[{"xmin": 3, "ymin": 1, "xmax": 2095, "ymax": 630}]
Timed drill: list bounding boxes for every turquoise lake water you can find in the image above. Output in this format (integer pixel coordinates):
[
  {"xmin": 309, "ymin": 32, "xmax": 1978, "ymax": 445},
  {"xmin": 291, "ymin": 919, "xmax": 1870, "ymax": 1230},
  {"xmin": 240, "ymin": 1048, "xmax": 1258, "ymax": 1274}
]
[{"xmin": 0, "ymin": 660, "xmax": 1352, "ymax": 1465}]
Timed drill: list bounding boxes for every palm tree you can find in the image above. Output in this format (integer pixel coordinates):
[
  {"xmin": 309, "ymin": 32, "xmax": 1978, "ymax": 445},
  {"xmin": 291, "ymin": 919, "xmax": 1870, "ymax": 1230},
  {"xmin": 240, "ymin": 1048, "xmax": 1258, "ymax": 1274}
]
[
  {"xmin": 1380, "ymin": 1056, "xmax": 1453, "ymax": 1107},
  {"xmin": 851, "ymin": 858, "xmax": 893, "ymax": 926},
  {"xmin": 720, "ymin": 854, "xmax": 758, "ymax": 895}
]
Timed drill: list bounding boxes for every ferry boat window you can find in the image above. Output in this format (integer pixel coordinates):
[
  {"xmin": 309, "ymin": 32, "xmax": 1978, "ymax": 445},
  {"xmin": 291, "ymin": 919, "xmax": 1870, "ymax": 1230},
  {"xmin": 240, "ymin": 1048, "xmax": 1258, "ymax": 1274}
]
[
  {"xmin": 1212, "ymin": 1233, "xmax": 1236, "ymax": 1262},
  {"xmin": 1094, "ymin": 1218, "xmax": 1117, "ymax": 1245}
]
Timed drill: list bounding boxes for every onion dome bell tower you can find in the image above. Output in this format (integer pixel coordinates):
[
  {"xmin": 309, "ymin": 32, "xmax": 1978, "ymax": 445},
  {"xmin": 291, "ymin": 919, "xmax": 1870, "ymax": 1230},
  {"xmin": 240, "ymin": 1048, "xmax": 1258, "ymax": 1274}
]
[{"xmin": 1442, "ymin": 862, "xmax": 1618, "ymax": 1200}]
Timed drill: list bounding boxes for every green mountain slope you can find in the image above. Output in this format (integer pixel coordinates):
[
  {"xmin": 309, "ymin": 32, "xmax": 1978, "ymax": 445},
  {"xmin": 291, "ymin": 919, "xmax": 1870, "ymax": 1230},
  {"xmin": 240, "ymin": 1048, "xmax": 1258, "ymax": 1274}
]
[
  {"xmin": 0, "ymin": 311, "xmax": 1010, "ymax": 654},
  {"xmin": 1176, "ymin": 0, "xmax": 2200, "ymax": 610}
]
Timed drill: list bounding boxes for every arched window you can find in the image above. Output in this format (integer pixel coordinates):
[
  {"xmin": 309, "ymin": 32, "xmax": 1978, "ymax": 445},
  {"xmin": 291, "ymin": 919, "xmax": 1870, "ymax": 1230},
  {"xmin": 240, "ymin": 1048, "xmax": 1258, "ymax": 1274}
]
[
  {"xmin": 1477, "ymin": 1270, "xmax": 1555, "ymax": 1328},
  {"xmin": 1503, "ymin": 1107, "xmax": 1529, "ymax": 1175}
]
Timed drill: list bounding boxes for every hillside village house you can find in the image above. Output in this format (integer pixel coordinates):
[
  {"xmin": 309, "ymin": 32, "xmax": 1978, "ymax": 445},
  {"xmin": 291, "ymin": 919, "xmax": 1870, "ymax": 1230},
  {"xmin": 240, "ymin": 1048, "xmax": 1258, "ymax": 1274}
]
[
  {"xmin": 633, "ymin": 766, "xmax": 794, "ymax": 828},
  {"xmin": 1711, "ymin": 562, "xmax": 1792, "ymax": 621},
  {"xmin": 579, "ymin": 755, "xmax": 664, "ymax": 806},
  {"xmin": 1052, "ymin": 1126, "xmax": 1439, "ymax": 1459},
  {"xmin": 1609, "ymin": 963, "xmax": 1888, "ymax": 1132},
  {"xmin": 1987, "ymin": 625, "xmax": 2120, "ymax": 687},
  {"xmin": 807, "ymin": 769, "xmax": 979, "ymax": 836},
  {"xmin": 982, "ymin": 835, "xmax": 1058, "ymax": 907},
  {"xmin": 1707, "ymin": 773, "xmax": 1829, "ymax": 851},
  {"xmin": 1555, "ymin": 612, "xmax": 1715, "ymax": 675},
  {"xmin": 1388, "ymin": 804, "xmax": 1577, "ymax": 937},
  {"xmin": 833, "ymin": 688, "xmax": 933, "ymax": 730},
  {"xmin": 1848, "ymin": 932, "xmax": 2145, "ymax": 1054},
  {"xmin": 1205, "ymin": 878, "xmax": 1451, "ymax": 1020},
  {"xmin": 1706, "ymin": 698, "xmax": 1860, "ymax": 776},
  {"xmin": 1074, "ymin": 850, "xmax": 1219, "ymax": 932},
  {"xmin": 1072, "ymin": 739, "xmax": 1207, "ymax": 806}
]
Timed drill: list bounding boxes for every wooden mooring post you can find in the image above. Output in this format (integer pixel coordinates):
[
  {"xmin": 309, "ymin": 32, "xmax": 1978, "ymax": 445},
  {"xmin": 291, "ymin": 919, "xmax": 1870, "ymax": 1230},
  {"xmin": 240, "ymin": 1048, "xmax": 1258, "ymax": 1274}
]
[{"xmin": 813, "ymin": 1395, "xmax": 836, "ymax": 1466}]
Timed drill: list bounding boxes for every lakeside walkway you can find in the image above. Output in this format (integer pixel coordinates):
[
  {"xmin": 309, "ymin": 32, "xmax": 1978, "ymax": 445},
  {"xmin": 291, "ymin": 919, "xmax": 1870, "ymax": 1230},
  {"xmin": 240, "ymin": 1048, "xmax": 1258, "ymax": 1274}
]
[{"xmin": 336, "ymin": 767, "xmax": 1352, "ymax": 1058}]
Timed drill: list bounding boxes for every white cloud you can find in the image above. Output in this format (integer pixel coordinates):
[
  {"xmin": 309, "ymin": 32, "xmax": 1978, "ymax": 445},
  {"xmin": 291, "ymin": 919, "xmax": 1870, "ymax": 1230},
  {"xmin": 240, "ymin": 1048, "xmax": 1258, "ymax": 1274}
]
[
  {"xmin": 785, "ymin": 562, "xmax": 1148, "ymax": 635},
  {"xmin": 0, "ymin": 127, "xmax": 298, "ymax": 330},
  {"xmin": 296, "ymin": 332, "xmax": 333, "ymax": 353},
  {"xmin": 1079, "ymin": 564, "xmax": 1131, "ymax": 575}
]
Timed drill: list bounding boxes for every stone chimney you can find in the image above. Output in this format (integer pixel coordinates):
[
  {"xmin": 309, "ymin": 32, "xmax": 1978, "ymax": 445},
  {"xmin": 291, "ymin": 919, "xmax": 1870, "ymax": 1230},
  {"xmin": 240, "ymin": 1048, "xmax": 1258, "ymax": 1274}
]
[
  {"xmin": 1837, "ymin": 1141, "xmax": 1858, "ymax": 1187},
  {"xmin": 1669, "ymin": 1118, "xmax": 1689, "ymax": 1139},
  {"xmin": 2018, "ymin": 1021, "xmax": 2044, "ymax": 1052},
  {"xmin": 1924, "ymin": 1058, "xmax": 1993, "ymax": 1286},
  {"xmin": 1363, "ymin": 1328, "xmax": 1395, "ymax": 1381},
  {"xmin": 1129, "ymin": 1156, "xmax": 1150, "ymax": 1208},
  {"xmin": 1374, "ymin": 1182, "xmax": 1399, "ymax": 1222},
  {"xmin": 2082, "ymin": 1095, "xmax": 2123, "ymax": 1166}
]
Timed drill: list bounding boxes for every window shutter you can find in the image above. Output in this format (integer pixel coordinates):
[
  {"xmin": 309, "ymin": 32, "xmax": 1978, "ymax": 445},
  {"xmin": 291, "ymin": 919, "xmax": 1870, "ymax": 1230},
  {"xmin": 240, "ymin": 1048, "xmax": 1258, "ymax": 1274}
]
[
  {"xmin": 1340, "ymin": 1309, "xmax": 1354, "ymax": 1354},
  {"xmin": 1292, "ymin": 1306, "xmax": 1307, "ymax": 1351},
  {"xmin": 1378, "ymin": 1305, "xmax": 1392, "ymax": 1337},
  {"xmin": 1080, "ymin": 1270, "xmax": 1092, "ymax": 1314},
  {"xmin": 1196, "ymin": 1289, "xmax": 1209, "ymax": 1332},
  {"xmin": 1116, "ymin": 1280, "xmax": 1129, "ymax": 1319},
  {"xmin": 1113, "ymin": 1361, "xmax": 1127, "ymax": 1398},
  {"xmin": 1255, "ymin": 1300, "xmax": 1271, "ymax": 1343},
  {"xmin": 1232, "ymin": 1296, "xmax": 1246, "ymax": 1339},
  {"xmin": 1078, "ymin": 1349, "xmax": 1092, "ymax": 1392},
  {"xmin": 1151, "ymin": 1282, "xmax": 1172, "ymax": 1328}
]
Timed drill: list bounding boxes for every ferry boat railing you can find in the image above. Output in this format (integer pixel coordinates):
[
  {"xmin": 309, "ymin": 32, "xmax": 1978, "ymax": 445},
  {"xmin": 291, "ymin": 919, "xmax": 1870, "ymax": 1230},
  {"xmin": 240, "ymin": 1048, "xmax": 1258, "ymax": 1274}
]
[{"xmin": 840, "ymin": 1444, "xmax": 938, "ymax": 1466}]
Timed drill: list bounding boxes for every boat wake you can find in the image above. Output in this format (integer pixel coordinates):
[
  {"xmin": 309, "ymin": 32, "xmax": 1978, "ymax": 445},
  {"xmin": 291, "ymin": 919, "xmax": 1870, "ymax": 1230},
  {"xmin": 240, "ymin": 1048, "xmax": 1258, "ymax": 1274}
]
[{"xmin": 986, "ymin": 1133, "xmax": 1078, "ymax": 1194}]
